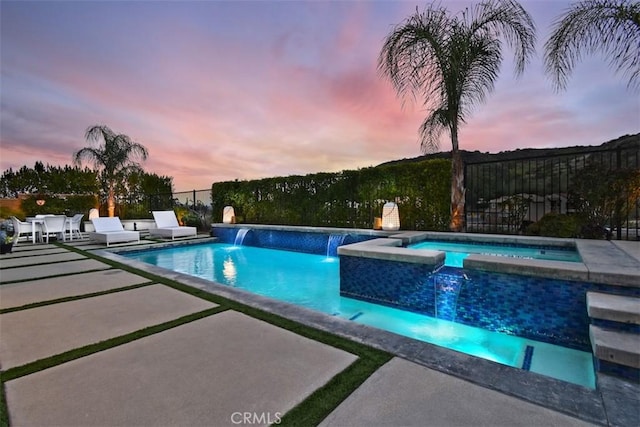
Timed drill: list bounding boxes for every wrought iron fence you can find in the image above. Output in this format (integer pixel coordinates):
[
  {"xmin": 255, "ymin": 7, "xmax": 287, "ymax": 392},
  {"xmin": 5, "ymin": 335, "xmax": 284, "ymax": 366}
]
[{"xmin": 465, "ymin": 144, "xmax": 640, "ymax": 240}]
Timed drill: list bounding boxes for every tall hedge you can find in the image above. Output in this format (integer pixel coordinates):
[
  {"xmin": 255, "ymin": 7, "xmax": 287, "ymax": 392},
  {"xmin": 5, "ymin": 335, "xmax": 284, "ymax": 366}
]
[
  {"xmin": 211, "ymin": 159, "xmax": 451, "ymax": 230},
  {"xmin": 19, "ymin": 194, "xmax": 98, "ymax": 218}
]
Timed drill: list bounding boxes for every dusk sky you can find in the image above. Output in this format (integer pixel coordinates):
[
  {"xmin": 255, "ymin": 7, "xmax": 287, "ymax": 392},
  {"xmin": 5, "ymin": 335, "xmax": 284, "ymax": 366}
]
[{"xmin": 1, "ymin": 0, "xmax": 638, "ymax": 191}]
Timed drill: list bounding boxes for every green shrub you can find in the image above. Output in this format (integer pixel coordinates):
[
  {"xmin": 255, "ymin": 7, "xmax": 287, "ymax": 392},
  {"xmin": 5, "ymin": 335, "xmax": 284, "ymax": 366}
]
[
  {"xmin": 526, "ymin": 213, "xmax": 582, "ymax": 238},
  {"xmin": 182, "ymin": 213, "xmax": 201, "ymax": 228}
]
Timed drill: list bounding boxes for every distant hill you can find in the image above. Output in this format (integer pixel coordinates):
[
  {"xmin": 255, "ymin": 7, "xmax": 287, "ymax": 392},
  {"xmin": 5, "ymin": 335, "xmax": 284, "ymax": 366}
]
[{"xmin": 377, "ymin": 133, "xmax": 640, "ymax": 167}]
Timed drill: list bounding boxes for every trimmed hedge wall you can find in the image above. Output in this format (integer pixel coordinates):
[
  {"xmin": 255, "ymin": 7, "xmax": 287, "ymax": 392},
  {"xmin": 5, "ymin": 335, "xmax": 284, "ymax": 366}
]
[
  {"xmin": 211, "ymin": 159, "xmax": 451, "ymax": 230},
  {"xmin": 20, "ymin": 194, "xmax": 98, "ymax": 219}
]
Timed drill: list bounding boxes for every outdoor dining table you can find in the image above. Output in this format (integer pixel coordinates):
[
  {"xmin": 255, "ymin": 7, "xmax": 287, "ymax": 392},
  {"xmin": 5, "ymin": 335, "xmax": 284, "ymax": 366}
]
[{"xmin": 25, "ymin": 216, "xmax": 73, "ymax": 243}]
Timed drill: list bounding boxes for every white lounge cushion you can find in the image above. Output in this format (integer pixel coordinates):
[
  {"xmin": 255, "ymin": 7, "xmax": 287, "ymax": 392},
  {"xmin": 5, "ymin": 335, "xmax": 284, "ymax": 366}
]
[
  {"xmin": 90, "ymin": 217, "xmax": 140, "ymax": 246},
  {"xmin": 149, "ymin": 211, "xmax": 197, "ymax": 240}
]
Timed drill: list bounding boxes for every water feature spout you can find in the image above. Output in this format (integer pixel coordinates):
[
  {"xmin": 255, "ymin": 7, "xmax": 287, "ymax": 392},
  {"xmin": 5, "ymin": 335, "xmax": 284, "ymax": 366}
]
[
  {"xmin": 326, "ymin": 234, "xmax": 347, "ymax": 257},
  {"xmin": 234, "ymin": 228, "xmax": 250, "ymax": 246},
  {"xmin": 434, "ymin": 271, "xmax": 465, "ymax": 321}
]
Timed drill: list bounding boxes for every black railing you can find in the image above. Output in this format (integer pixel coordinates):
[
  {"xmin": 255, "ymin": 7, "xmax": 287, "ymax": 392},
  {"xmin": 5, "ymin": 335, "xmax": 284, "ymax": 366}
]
[{"xmin": 465, "ymin": 144, "xmax": 640, "ymax": 240}]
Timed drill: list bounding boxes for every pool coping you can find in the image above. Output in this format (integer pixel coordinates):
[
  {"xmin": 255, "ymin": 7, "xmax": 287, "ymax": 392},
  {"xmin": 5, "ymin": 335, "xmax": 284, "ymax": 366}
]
[
  {"xmin": 333, "ymin": 229, "xmax": 640, "ymax": 288},
  {"xmin": 213, "ymin": 224, "xmax": 640, "ymax": 287}
]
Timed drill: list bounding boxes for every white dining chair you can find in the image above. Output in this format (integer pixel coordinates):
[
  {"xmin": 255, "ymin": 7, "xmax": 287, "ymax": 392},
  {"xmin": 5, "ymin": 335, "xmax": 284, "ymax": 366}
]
[
  {"xmin": 10, "ymin": 216, "xmax": 37, "ymax": 245},
  {"xmin": 69, "ymin": 213, "xmax": 84, "ymax": 239},
  {"xmin": 41, "ymin": 215, "xmax": 67, "ymax": 243}
]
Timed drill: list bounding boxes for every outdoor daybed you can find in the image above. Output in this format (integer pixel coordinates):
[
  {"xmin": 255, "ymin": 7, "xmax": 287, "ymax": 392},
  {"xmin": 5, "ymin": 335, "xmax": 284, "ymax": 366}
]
[
  {"xmin": 149, "ymin": 210, "xmax": 197, "ymax": 240},
  {"xmin": 90, "ymin": 217, "xmax": 140, "ymax": 246}
]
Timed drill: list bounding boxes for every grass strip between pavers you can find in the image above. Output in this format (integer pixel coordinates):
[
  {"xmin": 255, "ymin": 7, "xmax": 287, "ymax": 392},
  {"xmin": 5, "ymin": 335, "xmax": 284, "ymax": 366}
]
[
  {"xmin": 3, "ymin": 241, "xmax": 395, "ymax": 426},
  {"xmin": 279, "ymin": 350, "xmax": 392, "ymax": 426},
  {"xmin": 0, "ymin": 383, "xmax": 7, "ymax": 427}
]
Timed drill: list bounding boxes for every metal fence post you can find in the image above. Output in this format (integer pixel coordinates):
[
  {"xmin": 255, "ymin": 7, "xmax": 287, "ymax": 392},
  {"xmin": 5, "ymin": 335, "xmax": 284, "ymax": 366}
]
[{"xmin": 616, "ymin": 147, "xmax": 622, "ymax": 240}]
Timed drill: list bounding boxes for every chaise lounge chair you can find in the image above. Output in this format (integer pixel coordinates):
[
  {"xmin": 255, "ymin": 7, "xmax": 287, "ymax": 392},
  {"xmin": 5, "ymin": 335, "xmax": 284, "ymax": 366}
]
[
  {"xmin": 149, "ymin": 211, "xmax": 198, "ymax": 240},
  {"xmin": 90, "ymin": 217, "xmax": 140, "ymax": 247}
]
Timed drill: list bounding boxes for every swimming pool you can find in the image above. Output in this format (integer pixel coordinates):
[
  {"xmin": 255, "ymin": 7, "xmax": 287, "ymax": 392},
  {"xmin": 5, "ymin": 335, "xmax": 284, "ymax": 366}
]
[
  {"xmin": 408, "ymin": 240, "xmax": 581, "ymax": 267},
  {"xmin": 123, "ymin": 242, "xmax": 595, "ymax": 388}
]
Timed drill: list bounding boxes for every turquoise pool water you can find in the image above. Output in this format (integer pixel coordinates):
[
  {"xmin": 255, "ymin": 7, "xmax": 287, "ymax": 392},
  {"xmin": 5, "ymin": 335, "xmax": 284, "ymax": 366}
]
[
  {"xmin": 408, "ymin": 240, "xmax": 581, "ymax": 267},
  {"xmin": 124, "ymin": 243, "xmax": 594, "ymax": 388}
]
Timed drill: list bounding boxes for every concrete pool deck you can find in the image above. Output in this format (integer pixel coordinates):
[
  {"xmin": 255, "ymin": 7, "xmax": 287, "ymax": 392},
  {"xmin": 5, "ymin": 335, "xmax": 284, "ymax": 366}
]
[{"xmin": 1, "ymin": 237, "xmax": 638, "ymax": 426}]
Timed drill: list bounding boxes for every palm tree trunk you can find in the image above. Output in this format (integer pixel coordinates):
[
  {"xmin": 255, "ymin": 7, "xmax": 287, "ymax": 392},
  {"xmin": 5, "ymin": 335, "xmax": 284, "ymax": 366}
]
[
  {"xmin": 107, "ymin": 183, "xmax": 116, "ymax": 217},
  {"xmin": 449, "ymin": 131, "xmax": 465, "ymax": 232}
]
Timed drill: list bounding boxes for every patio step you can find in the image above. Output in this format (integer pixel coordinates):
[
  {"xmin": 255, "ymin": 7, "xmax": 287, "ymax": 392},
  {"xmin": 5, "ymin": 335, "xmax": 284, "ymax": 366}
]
[
  {"xmin": 587, "ymin": 292, "xmax": 640, "ymax": 382},
  {"xmin": 587, "ymin": 292, "xmax": 640, "ymax": 325},
  {"xmin": 589, "ymin": 325, "xmax": 640, "ymax": 369}
]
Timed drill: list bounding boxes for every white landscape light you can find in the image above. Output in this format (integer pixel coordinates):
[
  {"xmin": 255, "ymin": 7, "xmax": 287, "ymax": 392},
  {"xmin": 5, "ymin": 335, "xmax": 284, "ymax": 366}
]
[
  {"xmin": 381, "ymin": 202, "xmax": 400, "ymax": 231},
  {"xmin": 223, "ymin": 206, "xmax": 235, "ymax": 224},
  {"xmin": 88, "ymin": 208, "xmax": 99, "ymax": 220}
]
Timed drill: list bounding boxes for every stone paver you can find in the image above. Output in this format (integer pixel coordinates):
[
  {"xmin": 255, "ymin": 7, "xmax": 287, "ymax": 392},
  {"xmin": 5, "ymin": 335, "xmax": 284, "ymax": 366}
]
[
  {"xmin": 1, "ymin": 247, "xmax": 68, "ymax": 257},
  {"xmin": 613, "ymin": 240, "xmax": 640, "ymax": 264},
  {"xmin": 5, "ymin": 311, "xmax": 357, "ymax": 426},
  {"xmin": 320, "ymin": 357, "xmax": 594, "ymax": 427},
  {"xmin": 587, "ymin": 291, "xmax": 640, "ymax": 324},
  {"xmin": 0, "ymin": 251, "xmax": 86, "ymax": 267},
  {"xmin": 576, "ymin": 240, "xmax": 640, "ymax": 287},
  {"xmin": 0, "ymin": 269, "xmax": 150, "ymax": 309},
  {"xmin": 0, "ymin": 284, "xmax": 216, "ymax": 369},
  {"xmin": 0, "ymin": 259, "xmax": 111, "ymax": 282}
]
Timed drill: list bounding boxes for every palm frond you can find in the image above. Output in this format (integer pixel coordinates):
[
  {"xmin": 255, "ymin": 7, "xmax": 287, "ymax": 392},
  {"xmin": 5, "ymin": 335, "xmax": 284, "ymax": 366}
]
[
  {"xmin": 73, "ymin": 147, "xmax": 106, "ymax": 170},
  {"xmin": 544, "ymin": 0, "xmax": 640, "ymax": 91},
  {"xmin": 419, "ymin": 109, "xmax": 448, "ymax": 152},
  {"xmin": 378, "ymin": 0, "xmax": 536, "ymax": 154},
  {"xmin": 466, "ymin": 0, "xmax": 537, "ymax": 76},
  {"xmin": 378, "ymin": 6, "xmax": 450, "ymax": 106}
]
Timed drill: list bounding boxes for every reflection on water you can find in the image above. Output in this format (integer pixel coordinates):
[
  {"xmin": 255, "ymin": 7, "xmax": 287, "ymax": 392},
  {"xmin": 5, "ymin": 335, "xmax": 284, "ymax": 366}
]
[{"xmin": 223, "ymin": 256, "xmax": 237, "ymax": 285}]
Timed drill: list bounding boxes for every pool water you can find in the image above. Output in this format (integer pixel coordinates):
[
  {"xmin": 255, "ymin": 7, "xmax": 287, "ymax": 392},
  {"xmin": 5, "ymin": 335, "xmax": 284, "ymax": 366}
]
[
  {"xmin": 124, "ymin": 243, "xmax": 594, "ymax": 388},
  {"xmin": 408, "ymin": 240, "xmax": 581, "ymax": 267}
]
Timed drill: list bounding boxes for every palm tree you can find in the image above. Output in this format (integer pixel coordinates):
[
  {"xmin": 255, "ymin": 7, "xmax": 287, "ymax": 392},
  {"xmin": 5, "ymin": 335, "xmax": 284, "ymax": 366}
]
[
  {"xmin": 378, "ymin": 0, "xmax": 536, "ymax": 231},
  {"xmin": 73, "ymin": 125, "xmax": 149, "ymax": 217},
  {"xmin": 544, "ymin": 0, "xmax": 640, "ymax": 92}
]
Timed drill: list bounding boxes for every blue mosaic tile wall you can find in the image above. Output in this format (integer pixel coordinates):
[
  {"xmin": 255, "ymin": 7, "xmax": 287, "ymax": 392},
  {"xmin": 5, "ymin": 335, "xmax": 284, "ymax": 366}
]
[
  {"xmin": 340, "ymin": 256, "xmax": 438, "ymax": 314},
  {"xmin": 212, "ymin": 227, "xmax": 238, "ymax": 244},
  {"xmin": 340, "ymin": 255, "xmax": 640, "ymax": 351},
  {"xmin": 592, "ymin": 318, "xmax": 640, "ymax": 334},
  {"xmin": 211, "ymin": 226, "xmax": 375, "ymax": 256}
]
